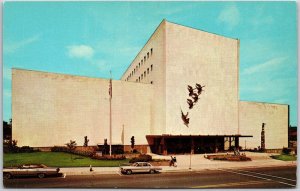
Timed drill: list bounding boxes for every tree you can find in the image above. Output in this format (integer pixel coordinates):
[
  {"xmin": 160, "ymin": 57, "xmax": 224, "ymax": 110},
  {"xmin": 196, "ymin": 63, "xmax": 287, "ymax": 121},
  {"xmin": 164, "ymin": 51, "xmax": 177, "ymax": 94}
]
[
  {"xmin": 131, "ymin": 136, "xmax": 135, "ymax": 151},
  {"xmin": 66, "ymin": 140, "xmax": 77, "ymax": 160},
  {"xmin": 83, "ymin": 136, "xmax": 89, "ymax": 147},
  {"xmin": 3, "ymin": 120, "xmax": 12, "ymax": 141},
  {"xmin": 103, "ymin": 139, "xmax": 109, "ymax": 155},
  {"xmin": 5, "ymin": 139, "xmax": 18, "ymax": 153}
]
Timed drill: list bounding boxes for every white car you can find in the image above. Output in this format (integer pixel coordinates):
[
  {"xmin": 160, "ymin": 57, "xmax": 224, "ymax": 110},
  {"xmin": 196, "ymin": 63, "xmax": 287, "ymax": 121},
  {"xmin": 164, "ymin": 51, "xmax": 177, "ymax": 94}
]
[
  {"xmin": 3, "ymin": 164, "xmax": 60, "ymax": 179},
  {"xmin": 119, "ymin": 162, "xmax": 162, "ymax": 175}
]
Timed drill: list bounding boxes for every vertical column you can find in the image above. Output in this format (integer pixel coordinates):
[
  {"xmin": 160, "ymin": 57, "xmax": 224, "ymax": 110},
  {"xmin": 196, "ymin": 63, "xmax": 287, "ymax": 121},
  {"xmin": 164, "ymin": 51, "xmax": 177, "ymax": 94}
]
[
  {"xmin": 229, "ymin": 137, "xmax": 232, "ymax": 151},
  {"xmin": 235, "ymin": 137, "xmax": 239, "ymax": 149},
  {"xmin": 215, "ymin": 138, "xmax": 218, "ymax": 153},
  {"xmin": 161, "ymin": 137, "xmax": 167, "ymax": 155}
]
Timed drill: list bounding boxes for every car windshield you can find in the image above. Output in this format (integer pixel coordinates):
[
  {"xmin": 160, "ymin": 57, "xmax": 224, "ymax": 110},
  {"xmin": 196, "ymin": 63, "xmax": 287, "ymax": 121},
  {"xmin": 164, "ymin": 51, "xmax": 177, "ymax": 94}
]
[{"xmin": 39, "ymin": 164, "xmax": 47, "ymax": 168}]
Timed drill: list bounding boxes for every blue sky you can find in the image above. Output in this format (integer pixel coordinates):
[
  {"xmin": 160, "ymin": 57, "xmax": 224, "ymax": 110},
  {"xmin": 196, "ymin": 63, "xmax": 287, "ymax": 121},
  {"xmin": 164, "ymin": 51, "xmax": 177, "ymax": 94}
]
[{"xmin": 3, "ymin": 1, "xmax": 297, "ymax": 126}]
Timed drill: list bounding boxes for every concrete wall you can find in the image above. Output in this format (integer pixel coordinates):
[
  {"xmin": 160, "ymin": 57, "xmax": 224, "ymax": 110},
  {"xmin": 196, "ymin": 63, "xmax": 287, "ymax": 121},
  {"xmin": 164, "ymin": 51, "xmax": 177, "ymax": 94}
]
[
  {"xmin": 12, "ymin": 20, "xmax": 289, "ymax": 150},
  {"xmin": 121, "ymin": 20, "xmax": 167, "ymax": 135},
  {"xmin": 12, "ymin": 69, "xmax": 153, "ymax": 147},
  {"xmin": 164, "ymin": 21, "xmax": 239, "ymax": 135},
  {"xmin": 239, "ymin": 101, "xmax": 289, "ymax": 149}
]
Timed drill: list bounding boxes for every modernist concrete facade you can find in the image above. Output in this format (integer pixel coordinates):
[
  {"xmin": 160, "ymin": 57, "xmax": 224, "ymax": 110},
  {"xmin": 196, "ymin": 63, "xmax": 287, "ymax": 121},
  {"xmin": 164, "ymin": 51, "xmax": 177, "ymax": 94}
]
[{"xmin": 12, "ymin": 20, "xmax": 289, "ymax": 153}]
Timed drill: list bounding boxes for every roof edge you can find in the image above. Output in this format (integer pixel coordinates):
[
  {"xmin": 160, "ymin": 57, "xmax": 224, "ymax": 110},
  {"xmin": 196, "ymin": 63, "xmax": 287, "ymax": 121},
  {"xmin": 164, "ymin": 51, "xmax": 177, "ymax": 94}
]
[{"xmin": 239, "ymin": 100, "xmax": 289, "ymax": 106}]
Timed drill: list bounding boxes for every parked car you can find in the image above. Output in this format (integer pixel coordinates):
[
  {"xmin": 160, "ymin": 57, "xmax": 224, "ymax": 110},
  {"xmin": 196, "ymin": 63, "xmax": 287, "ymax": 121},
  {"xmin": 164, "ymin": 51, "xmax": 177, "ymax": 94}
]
[
  {"xmin": 119, "ymin": 162, "xmax": 162, "ymax": 175},
  {"xmin": 3, "ymin": 164, "xmax": 60, "ymax": 179}
]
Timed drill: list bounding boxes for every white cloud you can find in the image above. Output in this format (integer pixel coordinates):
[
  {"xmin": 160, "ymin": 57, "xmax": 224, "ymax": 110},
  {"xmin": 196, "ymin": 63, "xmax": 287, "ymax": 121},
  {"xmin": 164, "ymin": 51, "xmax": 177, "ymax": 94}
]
[
  {"xmin": 67, "ymin": 45, "xmax": 94, "ymax": 59},
  {"xmin": 242, "ymin": 56, "xmax": 288, "ymax": 75},
  {"xmin": 249, "ymin": 6, "xmax": 274, "ymax": 27},
  {"xmin": 4, "ymin": 35, "xmax": 40, "ymax": 54},
  {"xmin": 218, "ymin": 4, "xmax": 240, "ymax": 30},
  {"xmin": 92, "ymin": 59, "xmax": 109, "ymax": 70}
]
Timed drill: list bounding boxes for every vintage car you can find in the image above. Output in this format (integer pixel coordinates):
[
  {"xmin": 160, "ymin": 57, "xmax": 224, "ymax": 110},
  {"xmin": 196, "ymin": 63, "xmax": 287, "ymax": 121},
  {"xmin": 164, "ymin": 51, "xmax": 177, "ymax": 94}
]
[
  {"xmin": 3, "ymin": 164, "xmax": 60, "ymax": 179},
  {"xmin": 119, "ymin": 162, "xmax": 162, "ymax": 175}
]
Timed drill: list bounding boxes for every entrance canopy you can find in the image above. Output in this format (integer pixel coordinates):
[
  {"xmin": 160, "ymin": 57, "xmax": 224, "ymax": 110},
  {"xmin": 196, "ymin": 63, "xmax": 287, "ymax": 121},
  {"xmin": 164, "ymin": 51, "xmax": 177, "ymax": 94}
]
[{"xmin": 146, "ymin": 134, "xmax": 253, "ymax": 155}]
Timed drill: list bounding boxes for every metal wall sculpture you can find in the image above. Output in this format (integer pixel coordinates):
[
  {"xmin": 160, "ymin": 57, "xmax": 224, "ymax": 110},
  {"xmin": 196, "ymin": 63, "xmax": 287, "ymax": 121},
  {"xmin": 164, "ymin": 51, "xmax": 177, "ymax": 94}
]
[{"xmin": 181, "ymin": 83, "xmax": 205, "ymax": 127}]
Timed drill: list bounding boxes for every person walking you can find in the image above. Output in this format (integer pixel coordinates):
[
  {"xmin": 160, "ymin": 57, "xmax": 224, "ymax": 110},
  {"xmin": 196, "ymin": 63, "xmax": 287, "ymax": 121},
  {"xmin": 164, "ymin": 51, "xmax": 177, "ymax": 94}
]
[
  {"xmin": 169, "ymin": 156, "xmax": 174, "ymax": 167},
  {"xmin": 173, "ymin": 156, "xmax": 177, "ymax": 167}
]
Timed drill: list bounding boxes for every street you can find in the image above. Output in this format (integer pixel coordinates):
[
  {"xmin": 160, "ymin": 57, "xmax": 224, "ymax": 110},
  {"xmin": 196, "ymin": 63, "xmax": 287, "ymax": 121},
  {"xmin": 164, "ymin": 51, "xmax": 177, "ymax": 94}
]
[{"xmin": 3, "ymin": 166, "xmax": 296, "ymax": 188}]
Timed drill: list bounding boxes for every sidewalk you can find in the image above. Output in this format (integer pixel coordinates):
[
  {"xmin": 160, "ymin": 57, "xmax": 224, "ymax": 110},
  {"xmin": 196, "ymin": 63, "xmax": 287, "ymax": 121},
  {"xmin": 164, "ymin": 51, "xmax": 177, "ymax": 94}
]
[{"xmin": 60, "ymin": 152, "xmax": 297, "ymax": 176}]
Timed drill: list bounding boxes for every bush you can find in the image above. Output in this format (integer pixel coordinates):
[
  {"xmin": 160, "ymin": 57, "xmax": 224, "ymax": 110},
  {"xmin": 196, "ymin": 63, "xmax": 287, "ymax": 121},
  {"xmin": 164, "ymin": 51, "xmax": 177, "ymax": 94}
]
[
  {"xmin": 282, "ymin": 147, "xmax": 292, "ymax": 155},
  {"xmin": 3, "ymin": 140, "xmax": 39, "ymax": 153},
  {"xmin": 132, "ymin": 149, "xmax": 141, "ymax": 154},
  {"xmin": 114, "ymin": 148, "xmax": 124, "ymax": 154},
  {"xmin": 91, "ymin": 155, "xmax": 126, "ymax": 160},
  {"xmin": 129, "ymin": 154, "xmax": 152, "ymax": 163},
  {"xmin": 51, "ymin": 146, "xmax": 95, "ymax": 157},
  {"xmin": 19, "ymin": 146, "xmax": 39, "ymax": 153},
  {"xmin": 51, "ymin": 146, "xmax": 69, "ymax": 152}
]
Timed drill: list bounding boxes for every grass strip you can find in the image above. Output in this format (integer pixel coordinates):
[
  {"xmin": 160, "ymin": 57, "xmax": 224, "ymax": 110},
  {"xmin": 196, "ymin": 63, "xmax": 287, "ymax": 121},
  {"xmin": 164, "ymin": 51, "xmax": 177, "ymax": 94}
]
[{"xmin": 4, "ymin": 152, "xmax": 129, "ymax": 167}]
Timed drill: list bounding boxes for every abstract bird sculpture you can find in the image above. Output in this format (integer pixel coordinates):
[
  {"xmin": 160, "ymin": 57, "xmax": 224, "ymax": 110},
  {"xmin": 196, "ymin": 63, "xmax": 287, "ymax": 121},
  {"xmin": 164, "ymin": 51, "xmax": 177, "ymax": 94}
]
[
  {"xmin": 187, "ymin": 85, "xmax": 194, "ymax": 96},
  {"xmin": 195, "ymin": 83, "xmax": 205, "ymax": 95},
  {"xmin": 187, "ymin": 99, "xmax": 194, "ymax": 109},
  {"xmin": 181, "ymin": 109, "xmax": 189, "ymax": 127},
  {"xmin": 191, "ymin": 93, "xmax": 199, "ymax": 103}
]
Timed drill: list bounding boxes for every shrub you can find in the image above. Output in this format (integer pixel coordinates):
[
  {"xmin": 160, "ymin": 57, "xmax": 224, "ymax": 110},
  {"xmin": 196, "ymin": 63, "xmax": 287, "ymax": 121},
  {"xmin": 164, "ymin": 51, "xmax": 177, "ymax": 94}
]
[
  {"xmin": 3, "ymin": 140, "xmax": 39, "ymax": 153},
  {"xmin": 19, "ymin": 146, "xmax": 39, "ymax": 153},
  {"xmin": 91, "ymin": 155, "xmax": 126, "ymax": 160},
  {"xmin": 282, "ymin": 147, "xmax": 292, "ymax": 155},
  {"xmin": 51, "ymin": 146, "xmax": 69, "ymax": 152},
  {"xmin": 51, "ymin": 146, "xmax": 95, "ymax": 157},
  {"xmin": 129, "ymin": 154, "xmax": 152, "ymax": 163},
  {"xmin": 114, "ymin": 148, "xmax": 124, "ymax": 154}
]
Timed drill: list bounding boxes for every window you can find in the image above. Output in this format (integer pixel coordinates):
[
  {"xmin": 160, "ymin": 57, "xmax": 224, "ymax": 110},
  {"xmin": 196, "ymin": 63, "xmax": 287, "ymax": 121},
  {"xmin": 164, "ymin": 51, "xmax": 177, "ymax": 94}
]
[
  {"xmin": 134, "ymin": 69, "xmax": 135, "ymax": 73},
  {"xmin": 151, "ymin": 64, "xmax": 153, "ymax": 71},
  {"xmin": 151, "ymin": 48, "xmax": 153, "ymax": 55},
  {"xmin": 136, "ymin": 79, "xmax": 138, "ymax": 82},
  {"xmin": 147, "ymin": 52, "xmax": 149, "ymax": 58},
  {"xmin": 139, "ymin": 77, "xmax": 140, "ymax": 82},
  {"xmin": 139, "ymin": 63, "xmax": 140, "ymax": 68},
  {"xmin": 132, "ymin": 71, "xmax": 133, "ymax": 76},
  {"xmin": 151, "ymin": 81, "xmax": 153, "ymax": 84},
  {"xmin": 147, "ymin": 68, "xmax": 149, "ymax": 74},
  {"xmin": 136, "ymin": 66, "xmax": 138, "ymax": 71},
  {"xmin": 144, "ymin": 56, "xmax": 146, "ymax": 62},
  {"xmin": 141, "ymin": 74, "xmax": 143, "ymax": 80},
  {"xmin": 141, "ymin": 60, "xmax": 143, "ymax": 65},
  {"xmin": 144, "ymin": 71, "xmax": 146, "ymax": 78}
]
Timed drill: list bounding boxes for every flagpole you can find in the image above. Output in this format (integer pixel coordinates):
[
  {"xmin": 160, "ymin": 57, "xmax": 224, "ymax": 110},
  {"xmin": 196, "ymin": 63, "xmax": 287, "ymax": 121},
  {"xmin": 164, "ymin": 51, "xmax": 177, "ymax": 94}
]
[
  {"xmin": 109, "ymin": 71, "xmax": 112, "ymax": 157},
  {"xmin": 122, "ymin": 124, "xmax": 124, "ymax": 151}
]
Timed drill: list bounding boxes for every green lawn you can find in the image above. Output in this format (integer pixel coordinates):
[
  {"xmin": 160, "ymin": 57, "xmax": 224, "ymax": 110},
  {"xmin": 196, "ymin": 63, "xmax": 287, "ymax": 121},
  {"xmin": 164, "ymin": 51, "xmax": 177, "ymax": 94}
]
[
  {"xmin": 4, "ymin": 152, "xmax": 130, "ymax": 167},
  {"xmin": 271, "ymin": 154, "xmax": 297, "ymax": 161}
]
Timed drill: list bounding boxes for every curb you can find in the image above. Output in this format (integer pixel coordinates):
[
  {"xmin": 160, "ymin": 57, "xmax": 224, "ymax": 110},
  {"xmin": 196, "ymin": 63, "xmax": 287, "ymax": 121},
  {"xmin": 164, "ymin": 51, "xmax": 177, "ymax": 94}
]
[{"xmin": 62, "ymin": 162, "xmax": 296, "ymax": 176}]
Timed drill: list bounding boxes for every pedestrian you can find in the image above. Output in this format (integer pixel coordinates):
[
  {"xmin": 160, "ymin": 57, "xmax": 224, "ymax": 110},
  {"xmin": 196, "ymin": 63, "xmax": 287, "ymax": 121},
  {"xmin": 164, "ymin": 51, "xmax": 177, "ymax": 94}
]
[
  {"xmin": 169, "ymin": 156, "xmax": 174, "ymax": 167},
  {"xmin": 90, "ymin": 165, "xmax": 93, "ymax": 172},
  {"xmin": 173, "ymin": 156, "xmax": 177, "ymax": 167}
]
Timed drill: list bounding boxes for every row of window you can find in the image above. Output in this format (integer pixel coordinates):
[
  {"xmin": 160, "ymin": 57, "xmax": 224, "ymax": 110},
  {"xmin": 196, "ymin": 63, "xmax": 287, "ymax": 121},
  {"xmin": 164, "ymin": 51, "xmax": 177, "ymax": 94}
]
[
  {"xmin": 126, "ymin": 48, "xmax": 153, "ymax": 81},
  {"xmin": 135, "ymin": 65, "xmax": 153, "ymax": 83}
]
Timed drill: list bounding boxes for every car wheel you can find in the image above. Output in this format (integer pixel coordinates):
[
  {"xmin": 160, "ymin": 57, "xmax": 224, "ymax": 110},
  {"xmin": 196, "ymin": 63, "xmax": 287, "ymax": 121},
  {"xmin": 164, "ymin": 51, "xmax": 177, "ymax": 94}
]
[
  {"xmin": 150, "ymin": 169, "xmax": 155, "ymax": 174},
  {"xmin": 126, "ymin": 170, "xmax": 132, "ymax": 175},
  {"xmin": 38, "ymin": 173, "xmax": 46, "ymax": 178},
  {"xmin": 3, "ymin": 173, "xmax": 12, "ymax": 179}
]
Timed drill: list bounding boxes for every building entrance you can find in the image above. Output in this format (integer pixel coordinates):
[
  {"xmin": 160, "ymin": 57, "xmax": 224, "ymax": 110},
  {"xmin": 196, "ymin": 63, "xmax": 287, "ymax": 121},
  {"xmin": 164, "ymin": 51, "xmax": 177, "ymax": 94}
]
[{"xmin": 146, "ymin": 134, "xmax": 252, "ymax": 155}]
